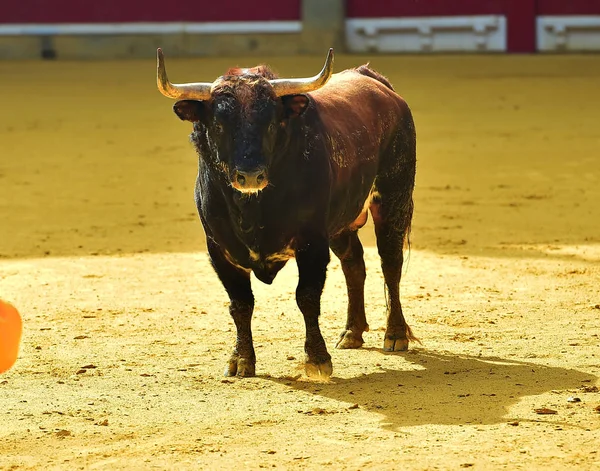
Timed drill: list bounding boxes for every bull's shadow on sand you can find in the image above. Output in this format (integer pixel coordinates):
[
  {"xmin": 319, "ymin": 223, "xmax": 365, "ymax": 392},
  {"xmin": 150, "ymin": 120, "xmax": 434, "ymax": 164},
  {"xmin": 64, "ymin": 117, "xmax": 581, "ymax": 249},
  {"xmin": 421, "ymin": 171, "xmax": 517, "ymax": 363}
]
[{"xmin": 264, "ymin": 350, "xmax": 596, "ymax": 430}]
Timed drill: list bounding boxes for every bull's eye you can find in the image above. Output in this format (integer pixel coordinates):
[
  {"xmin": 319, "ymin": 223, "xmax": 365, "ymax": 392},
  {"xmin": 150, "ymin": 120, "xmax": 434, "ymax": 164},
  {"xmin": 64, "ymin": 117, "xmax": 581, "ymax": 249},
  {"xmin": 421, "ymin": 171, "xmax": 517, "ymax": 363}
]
[{"xmin": 214, "ymin": 123, "xmax": 223, "ymax": 134}]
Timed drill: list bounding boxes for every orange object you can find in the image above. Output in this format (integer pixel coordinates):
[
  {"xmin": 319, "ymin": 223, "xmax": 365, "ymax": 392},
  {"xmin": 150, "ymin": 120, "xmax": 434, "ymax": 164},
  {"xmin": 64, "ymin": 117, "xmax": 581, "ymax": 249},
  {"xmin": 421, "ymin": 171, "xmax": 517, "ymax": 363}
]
[{"xmin": 0, "ymin": 300, "xmax": 22, "ymax": 373}]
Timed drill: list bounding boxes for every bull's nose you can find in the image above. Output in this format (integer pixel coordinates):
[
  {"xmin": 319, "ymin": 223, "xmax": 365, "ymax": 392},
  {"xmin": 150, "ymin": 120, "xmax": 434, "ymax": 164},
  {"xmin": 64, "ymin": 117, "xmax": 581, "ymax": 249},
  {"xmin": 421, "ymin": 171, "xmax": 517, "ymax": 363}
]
[{"xmin": 232, "ymin": 168, "xmax": 268, "ymax": 193}]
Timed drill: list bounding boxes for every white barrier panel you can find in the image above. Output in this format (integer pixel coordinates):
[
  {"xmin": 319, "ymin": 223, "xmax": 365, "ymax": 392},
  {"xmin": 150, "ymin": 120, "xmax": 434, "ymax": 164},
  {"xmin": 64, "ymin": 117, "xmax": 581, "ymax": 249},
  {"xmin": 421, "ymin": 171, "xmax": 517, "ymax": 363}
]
[
  {"xmin": 537, "ymin": 16, "xmax": 600, "ymax": 51},
  {"xmin": 346, "ymin": 16, "xmax": 507, "ymax": 53}
]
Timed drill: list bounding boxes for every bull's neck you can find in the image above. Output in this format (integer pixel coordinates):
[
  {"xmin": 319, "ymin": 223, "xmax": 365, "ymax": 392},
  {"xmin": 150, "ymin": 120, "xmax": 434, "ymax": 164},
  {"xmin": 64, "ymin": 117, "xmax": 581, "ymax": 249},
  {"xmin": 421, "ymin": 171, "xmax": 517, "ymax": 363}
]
[{"xmin": 228, "ymin": 191, "xmax": 265, "ymax": 248}]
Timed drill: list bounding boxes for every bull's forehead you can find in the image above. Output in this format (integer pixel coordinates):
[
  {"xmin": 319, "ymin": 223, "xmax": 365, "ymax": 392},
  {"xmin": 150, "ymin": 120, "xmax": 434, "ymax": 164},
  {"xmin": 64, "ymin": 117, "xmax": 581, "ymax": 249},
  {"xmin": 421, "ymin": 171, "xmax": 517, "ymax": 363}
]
[{"xmin": 211, "ymin": 75, "xmax": 277, "ymax": 116}]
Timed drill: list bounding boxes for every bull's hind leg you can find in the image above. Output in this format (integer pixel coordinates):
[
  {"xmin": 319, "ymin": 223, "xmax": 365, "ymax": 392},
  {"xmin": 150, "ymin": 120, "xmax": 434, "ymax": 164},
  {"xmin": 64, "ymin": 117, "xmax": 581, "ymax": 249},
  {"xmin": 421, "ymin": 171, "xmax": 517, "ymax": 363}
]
[
  {"xmin": 371, "ymin": 188, "xmax": 416, "ymax": 352},
  {"xmin": 330, "ymin": 230, "xmax": 369, "ymax": 349},
  {"xmin": 207, "ymin": 239, "xmax": 256, "ymax": 377}
]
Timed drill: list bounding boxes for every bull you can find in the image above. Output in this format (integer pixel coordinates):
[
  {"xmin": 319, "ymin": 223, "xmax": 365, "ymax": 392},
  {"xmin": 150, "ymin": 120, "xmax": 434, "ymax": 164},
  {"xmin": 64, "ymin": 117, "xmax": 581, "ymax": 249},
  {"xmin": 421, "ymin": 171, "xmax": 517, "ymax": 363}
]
[{"xmin": 156, "ymin": 48, "xmax": 417, "ymax": 379}]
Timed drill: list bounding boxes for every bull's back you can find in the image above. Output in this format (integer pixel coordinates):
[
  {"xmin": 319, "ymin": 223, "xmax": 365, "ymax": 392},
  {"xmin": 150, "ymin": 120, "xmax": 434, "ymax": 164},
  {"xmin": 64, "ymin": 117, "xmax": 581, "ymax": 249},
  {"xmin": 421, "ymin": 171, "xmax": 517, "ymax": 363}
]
[{"xmin": 310, "ymin": 69, "xmax": 407, "ymax": 156}]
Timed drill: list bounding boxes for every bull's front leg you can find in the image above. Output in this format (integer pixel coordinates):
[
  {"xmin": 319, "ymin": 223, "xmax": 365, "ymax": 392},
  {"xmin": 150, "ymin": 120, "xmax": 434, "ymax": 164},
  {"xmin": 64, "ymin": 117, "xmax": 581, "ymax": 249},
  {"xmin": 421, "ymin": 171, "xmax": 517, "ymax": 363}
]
[
  {"xmin": 207, "ymin": 240, "xmax": 256, "ymax": 377},
  {"xmin": 295, "ymin": 235, "xmax": 332, "ymax": 379}
]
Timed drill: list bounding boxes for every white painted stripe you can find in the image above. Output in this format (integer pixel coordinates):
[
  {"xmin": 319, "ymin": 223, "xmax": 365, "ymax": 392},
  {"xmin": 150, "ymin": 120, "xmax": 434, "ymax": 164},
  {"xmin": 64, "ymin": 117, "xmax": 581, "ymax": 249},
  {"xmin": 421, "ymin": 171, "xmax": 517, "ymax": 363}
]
[
  {"xmin": 185, "ymin": 21, "xmax": 301, "ymax": 34},
  {"xmin": 0, "ymin": 21, "xmax": 302, "ymax": 36}
]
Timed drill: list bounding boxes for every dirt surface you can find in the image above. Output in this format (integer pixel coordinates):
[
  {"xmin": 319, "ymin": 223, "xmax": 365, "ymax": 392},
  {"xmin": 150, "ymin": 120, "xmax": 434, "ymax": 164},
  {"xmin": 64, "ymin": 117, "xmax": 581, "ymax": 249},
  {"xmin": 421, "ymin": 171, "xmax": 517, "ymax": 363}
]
[{"xmin": 1, "ymin": 54, "xmax": 599, "ymax": 470}]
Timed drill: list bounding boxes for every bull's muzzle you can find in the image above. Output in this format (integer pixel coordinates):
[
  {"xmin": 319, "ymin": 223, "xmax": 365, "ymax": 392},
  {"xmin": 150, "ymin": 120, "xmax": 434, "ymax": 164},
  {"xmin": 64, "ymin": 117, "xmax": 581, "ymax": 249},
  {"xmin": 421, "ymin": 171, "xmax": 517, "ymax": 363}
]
[{"xmin": 232, "ymin": 168, "xmax": 268, "ymax": 194}]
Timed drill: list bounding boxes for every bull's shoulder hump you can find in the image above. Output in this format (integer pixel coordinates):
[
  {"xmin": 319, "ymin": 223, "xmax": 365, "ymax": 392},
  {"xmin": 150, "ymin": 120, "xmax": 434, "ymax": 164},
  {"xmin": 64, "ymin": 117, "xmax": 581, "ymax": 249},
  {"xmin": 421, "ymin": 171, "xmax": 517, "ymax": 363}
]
[
  {"xmin": 310, "ymin": 70, "xmax": 404, "ymax": 104},
  {"xmin": 309, "ymin": 73, "xmax": 407, "ymax": 122}
]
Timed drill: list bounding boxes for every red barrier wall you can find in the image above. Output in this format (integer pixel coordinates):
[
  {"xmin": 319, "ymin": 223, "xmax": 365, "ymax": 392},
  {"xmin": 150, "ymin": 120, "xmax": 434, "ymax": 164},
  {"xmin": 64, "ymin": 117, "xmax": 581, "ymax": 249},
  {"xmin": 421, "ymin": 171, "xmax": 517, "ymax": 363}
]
[
  {"xmin": 346, "ymin": 0, "xmax": 600, "ymax": 18},
  {"xmin": 346, "ymin": 0, "xmax": 600, "ymax": 52},
  {"xmin": 347, "ymin": 0, "xmax": 535, "ymax": 52},
  {"xmin": 0, "ymin": 0, "xmax": 301, "ymax": 23},
  {"xmin": 2, "ymin": 0, "xmax": 599, "ymax": 53},
  {"xmin": 347, "ymin": 0, "xmax": 514, "ymax": 18},
  {"xmin": 538, "ymin": 0, "xmax": 600, "ymax": 14}
]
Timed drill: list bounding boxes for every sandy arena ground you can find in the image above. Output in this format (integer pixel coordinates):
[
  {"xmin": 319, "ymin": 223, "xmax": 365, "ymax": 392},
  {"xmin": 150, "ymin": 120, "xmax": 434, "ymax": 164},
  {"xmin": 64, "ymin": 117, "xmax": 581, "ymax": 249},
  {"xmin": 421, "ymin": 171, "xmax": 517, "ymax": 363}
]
[{"xmin": 1, "ymin": 54, "xmax": 599, "ymax": 470}]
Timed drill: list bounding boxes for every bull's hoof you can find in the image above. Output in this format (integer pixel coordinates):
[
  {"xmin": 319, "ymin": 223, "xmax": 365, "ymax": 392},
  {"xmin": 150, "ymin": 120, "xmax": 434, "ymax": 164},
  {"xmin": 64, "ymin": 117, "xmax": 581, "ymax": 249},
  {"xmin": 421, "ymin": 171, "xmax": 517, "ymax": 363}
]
[
  {"xmin": 383, "ymin": 335, "xmax": 409, "ymax": 352},
  {"xmin": 336, "ymin": 329, "xmax": 364, "ymax": 349},
  {"xmin": 305, "ymin": 357, "xmax": 333, "ymax": 380},
  {"xmin": 225, "ymin": 356, "xmax": 256, "ymax": 377}
]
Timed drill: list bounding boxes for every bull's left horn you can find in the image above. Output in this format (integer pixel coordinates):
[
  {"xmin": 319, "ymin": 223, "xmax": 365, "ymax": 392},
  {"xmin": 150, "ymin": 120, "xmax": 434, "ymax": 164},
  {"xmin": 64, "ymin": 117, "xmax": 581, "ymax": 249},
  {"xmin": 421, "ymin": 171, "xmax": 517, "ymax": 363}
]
[
  {"xmin": 156, "ymin": 48, "xmax": 212, "ymax": 100},
  {"xmin": 269, "ymin": 48, "xmax": 334, "ymax": 97}
]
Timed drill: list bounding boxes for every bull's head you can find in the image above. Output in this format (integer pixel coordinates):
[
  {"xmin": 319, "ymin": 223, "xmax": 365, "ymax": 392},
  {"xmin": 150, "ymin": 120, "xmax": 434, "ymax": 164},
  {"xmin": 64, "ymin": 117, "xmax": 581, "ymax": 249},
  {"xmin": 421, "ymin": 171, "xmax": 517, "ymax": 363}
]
[{"xmin": 157, "ymin": 48, "xmax": 334, "ymax": 194}]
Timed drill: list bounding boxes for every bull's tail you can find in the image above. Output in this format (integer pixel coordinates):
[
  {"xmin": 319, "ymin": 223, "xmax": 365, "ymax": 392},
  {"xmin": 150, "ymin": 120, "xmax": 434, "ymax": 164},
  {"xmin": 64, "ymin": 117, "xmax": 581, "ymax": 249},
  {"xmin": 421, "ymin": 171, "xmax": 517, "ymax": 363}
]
[
  {"xmin": 405, "ymin": 323, "xmax": 420, "ymax": 344},
  {"xmin": 383, "ymin": 283, "xmax": 421, "ymax": 344}
]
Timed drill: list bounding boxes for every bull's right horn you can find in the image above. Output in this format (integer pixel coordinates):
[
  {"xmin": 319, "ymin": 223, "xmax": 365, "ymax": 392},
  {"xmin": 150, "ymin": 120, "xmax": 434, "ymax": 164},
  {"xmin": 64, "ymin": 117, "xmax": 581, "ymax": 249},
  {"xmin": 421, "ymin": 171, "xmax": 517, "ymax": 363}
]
[
  {"xmin": 156, "ymin": 48, "xmax": 212, "ymax": 101},
  {"xmin": 269, "ymin": 48, "xmax": 334, "ymax": 97}
]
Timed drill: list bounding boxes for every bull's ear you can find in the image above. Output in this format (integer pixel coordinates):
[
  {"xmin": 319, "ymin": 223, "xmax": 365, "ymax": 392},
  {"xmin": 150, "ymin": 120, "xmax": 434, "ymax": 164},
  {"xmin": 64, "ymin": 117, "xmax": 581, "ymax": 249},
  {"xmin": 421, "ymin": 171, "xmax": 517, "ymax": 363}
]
[
  {"xmin": 173, "ymin": 100, "xmax": 208, "ymax": 123},
  {"xmin": 281, "ymin": 94, "xmax": 309, "ymax": 118}
]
